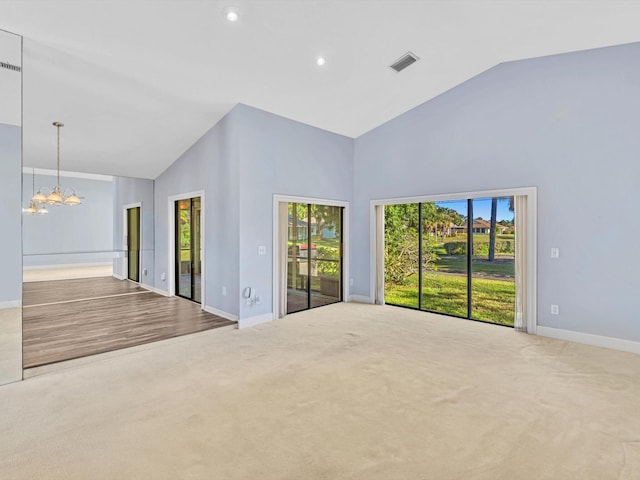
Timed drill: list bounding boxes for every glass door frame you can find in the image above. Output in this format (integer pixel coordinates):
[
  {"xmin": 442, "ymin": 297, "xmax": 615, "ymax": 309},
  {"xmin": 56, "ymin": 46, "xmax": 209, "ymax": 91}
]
[
  {"xmin": 175, "ymin": 197, "xmax": 202, "ymax": 303},
  {"xmin": 286, "ymin": 202, "xmax": 344, "ymax": 314},
  {"xmin": 122, "ymin": 202, "xmax": 142, "ymax": 283},
  {"xmin": 126, "ymin": 206, "xmax": 141, "ymax": 283},
  {"xmin": 371, "ymin": 187, "xmax": 538, "ymax": 334},
  {"xmin": 273, "ymin": 195, "xmax": 351, "ymax": 319},
  {"xmin": 168, "ymin": 190, "xmax": 205, "ymax": 306}
]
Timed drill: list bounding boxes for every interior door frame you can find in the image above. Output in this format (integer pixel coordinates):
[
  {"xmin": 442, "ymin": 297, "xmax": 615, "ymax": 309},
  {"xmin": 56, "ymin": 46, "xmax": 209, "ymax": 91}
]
[
  {"xmin": 122, "ymin": 202, "xmax": 142, "ymax": 282},
  {"xmin": 370, "ymin": 187, "xmax": 537, "ymax": 334},
  {"xmin": 272, "ymin": 194, "xmax": 350, "ymax": 320},
  {"xmin": 168, "ymin": 190, "xmax": 205, "ymax": 306}
]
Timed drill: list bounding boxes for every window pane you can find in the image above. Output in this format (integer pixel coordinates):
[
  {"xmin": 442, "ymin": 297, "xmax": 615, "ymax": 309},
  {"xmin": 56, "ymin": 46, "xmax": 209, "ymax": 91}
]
[
  {"xmin": 384, "ymin": 203, "xmax": 419, "ymax": 308},
  {"xmin": 310, "ymin": 205, "xmax": 342, "ymax": 308},
  {"xmin": 421, "ymin": 200, "xmax": 468, "ymax": 317},
  {"xmin": 470, "ymin": 197, "xmax": 515, "ymax": 325}
]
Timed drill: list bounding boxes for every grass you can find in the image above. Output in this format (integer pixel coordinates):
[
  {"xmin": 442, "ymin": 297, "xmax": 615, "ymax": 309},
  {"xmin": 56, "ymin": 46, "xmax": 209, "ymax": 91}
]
[
  {"xmin": 433, "ymin": 256, "xmax": 514, "ymax": 277},
  {"xmin": 442, "ymin": 233, "xmax": 514, "ymax": 244},
  {"xmin": 385, "ymin": 273, "xmax": 515, "ymax": 326}
]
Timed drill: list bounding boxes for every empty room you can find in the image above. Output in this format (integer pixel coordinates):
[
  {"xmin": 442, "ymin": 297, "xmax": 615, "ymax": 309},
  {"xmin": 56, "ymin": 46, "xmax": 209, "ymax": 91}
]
[{"xmin": 1, "ymin": 1, "xmax": 639, "ymax": 479}]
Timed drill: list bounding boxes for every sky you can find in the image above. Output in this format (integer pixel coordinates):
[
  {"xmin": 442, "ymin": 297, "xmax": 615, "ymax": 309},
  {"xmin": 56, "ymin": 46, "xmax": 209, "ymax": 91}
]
[{"xmin": 438, "ymin": 197, "xmax": 514, "ymax": 222}]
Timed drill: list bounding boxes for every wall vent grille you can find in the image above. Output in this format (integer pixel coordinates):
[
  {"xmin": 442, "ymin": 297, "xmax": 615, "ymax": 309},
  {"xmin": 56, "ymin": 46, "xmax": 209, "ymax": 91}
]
[
  {"xmin": 389, "ymin": 52, "xmax": 419, "ymax": 73},
  {"xmin": 0, "ymin": 61, "xmax": 21, "ymax": 73}
]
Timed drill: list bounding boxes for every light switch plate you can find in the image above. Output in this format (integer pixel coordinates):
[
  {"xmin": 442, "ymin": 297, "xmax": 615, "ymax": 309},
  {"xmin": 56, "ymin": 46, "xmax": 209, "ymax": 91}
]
[
  {"xmin": 258, "ymin": 245, "xmax": 266, "ymax": 255},
  {"xmin": 551, "ymin": 248, "xmax": 560, "ymax": 258}
]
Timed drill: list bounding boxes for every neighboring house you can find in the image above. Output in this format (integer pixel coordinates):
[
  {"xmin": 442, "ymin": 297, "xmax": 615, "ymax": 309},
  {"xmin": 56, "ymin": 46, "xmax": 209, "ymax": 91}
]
[{"xmin": 451, "ymin": 219, "xmax": 493, "ymax": 235}]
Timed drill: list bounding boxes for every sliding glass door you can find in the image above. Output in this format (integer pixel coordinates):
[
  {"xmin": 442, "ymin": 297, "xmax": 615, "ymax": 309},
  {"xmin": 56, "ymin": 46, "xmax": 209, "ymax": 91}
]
[
  {"xmin": 126, "ymin": 207, "xmax": 140, "ymax": 282},
  {"xmin": 385, "ymin": 197, "xmax": 515, "ymax": 326},
  {"xmin": 287, "ymin": 203, "xmax": 343, "ymax": 314},
  {"xmin": 175, "ymin": 197, "xmax": 202, "ymax": 303}
]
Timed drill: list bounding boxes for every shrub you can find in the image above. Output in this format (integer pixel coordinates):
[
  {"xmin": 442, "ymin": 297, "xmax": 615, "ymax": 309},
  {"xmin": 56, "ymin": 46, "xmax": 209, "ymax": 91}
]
[{"xmin": 443, "ymin": 242, "xmax": 466, "ymax": 255}]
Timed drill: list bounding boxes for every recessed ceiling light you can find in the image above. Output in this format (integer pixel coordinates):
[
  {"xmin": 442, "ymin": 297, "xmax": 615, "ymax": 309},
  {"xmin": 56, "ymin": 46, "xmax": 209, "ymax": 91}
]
[
  {"xmin": 316, "ymin": 56, "xmax": 326, "ymax": 66},
  {"xmin": 224, "ymin": 7, "xmax": 239, "ymax": 22}
]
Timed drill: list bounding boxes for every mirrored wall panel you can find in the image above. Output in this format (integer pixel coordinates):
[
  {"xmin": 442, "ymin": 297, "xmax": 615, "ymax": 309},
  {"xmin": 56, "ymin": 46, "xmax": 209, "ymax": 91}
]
[{"xmin": 0, "ymin": 28, "xmax": 23, "ymax": 385}]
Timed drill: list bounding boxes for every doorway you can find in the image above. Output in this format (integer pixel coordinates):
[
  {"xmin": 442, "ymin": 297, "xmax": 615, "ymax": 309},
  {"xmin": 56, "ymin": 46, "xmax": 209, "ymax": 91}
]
[
  {"xmin": 383, "ymin": 197, "xmax": 516, "ymax": 325},
  {"xmin": 175, "ymin": 197, "xmax": 202, "ymax": 303},
  {"xmin": 286, "ymin": 202, "xmax": 343, "ymax": 314},
  {"xmin": 126, "ymin": 206, "xmax": 140, "ymax": 282},
  {"xmin": 373, "ymin": 188, "xmax": 537, "ymax": 333}
]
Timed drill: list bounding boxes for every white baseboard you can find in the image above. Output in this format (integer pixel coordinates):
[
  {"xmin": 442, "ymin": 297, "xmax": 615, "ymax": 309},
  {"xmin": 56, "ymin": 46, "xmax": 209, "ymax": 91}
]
[
  {"xmin": 138, "ymin": 283, "xmax": 169, "ymax": 297},
  {"xmin": 24, "ymin": 262, "xmax": 113, "ymax": 271},
  {"xmin": 113, "ymin": 273, "xmax": 125, "ymax": 280},
  {"xmin": 0, "ymin": 300, "xmax": 21, "ymax": 309},
  {"xmin": 536, "ymin": 325, "xmax": 640, "ymax": 355},
  {"xmin": 349, "ymin": 295, "xmax": 373, "ymax": 304},
  {"xmin": 203, "ymin": 305, "xmax": 238, "ymax": 322},
  {"xmin": 238, "ymin": 312, "xmax": 273, "ymax": 329}
]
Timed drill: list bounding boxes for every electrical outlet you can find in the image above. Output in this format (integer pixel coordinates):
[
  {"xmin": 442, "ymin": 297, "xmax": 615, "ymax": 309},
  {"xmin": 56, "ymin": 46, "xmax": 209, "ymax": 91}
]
[
  {"xmin": 222, "ymin": 286, "xmax": 227, "ymax": 296},
  {"xmin": 161, "ymin": 272, "xmax": 166, "ymax": 281},
  {"xmin": 551, "ymin": 304, "xmax": 559, "ymax": 315},
  {"xmin": 258, "ymin": 245, "xmax": 266, "ymax": 255}
]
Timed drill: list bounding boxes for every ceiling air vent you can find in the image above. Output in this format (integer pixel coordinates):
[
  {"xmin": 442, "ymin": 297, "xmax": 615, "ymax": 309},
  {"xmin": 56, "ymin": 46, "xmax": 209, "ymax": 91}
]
[
  {"xmin": 0, "ymin": 60, "xmax": 21, "ymax": 73},
  {"xmin": 389, "ymin": 52, "xmax": 419, "ymax": 73}
]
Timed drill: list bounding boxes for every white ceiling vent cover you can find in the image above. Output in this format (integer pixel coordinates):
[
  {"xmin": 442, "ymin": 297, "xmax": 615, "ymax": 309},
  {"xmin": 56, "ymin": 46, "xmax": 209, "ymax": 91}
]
[{"xmin": 389, "ymin": 52, "xmax": 419, "ymax": 73}]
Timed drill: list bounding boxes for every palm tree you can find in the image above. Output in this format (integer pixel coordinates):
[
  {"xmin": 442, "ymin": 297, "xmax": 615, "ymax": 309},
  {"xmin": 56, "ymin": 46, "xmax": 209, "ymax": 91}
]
[{"xmin": 488, "ymin": 198, "xmax": 498, "ymax": 262}]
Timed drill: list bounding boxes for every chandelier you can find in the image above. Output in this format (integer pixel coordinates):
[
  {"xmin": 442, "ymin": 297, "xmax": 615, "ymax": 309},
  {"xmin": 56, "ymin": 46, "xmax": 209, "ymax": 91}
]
[
  {"xmin": 23, "ymin": 167, "xmax": 48, "ymax": 215},
  {"xmin": 31, "ymin": 122, "xmax": 82, "ymax": 207}
]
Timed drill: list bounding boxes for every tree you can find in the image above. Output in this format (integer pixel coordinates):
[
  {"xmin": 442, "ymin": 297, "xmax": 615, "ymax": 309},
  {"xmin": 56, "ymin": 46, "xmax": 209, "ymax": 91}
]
[
  {"xmin": 488, "ymin": 198, "xmax": 498, "ymax": 261},
  {"xmin": 384, "ymin": 204, "xmax": 438, "ymax": 284}
]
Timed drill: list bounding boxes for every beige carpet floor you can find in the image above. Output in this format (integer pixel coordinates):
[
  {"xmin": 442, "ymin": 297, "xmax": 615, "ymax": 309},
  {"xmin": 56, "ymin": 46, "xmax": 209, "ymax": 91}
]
[{"xmin": 1, "ymin": 303, "xmax": 639, "ymax": 479}]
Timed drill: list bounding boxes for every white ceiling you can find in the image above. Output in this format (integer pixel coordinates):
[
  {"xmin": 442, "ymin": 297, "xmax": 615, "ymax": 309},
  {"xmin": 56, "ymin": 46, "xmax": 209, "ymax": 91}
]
[{"xmin": 1, "ymin": 0, "xmax": 639, "ymax": 179}]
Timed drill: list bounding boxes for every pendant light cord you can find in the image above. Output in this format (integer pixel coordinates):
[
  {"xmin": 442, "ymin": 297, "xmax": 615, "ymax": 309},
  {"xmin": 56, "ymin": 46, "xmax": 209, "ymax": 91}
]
[{"xmin": 56, "ymin": 123, "xmax": 61, "ymax": 188}]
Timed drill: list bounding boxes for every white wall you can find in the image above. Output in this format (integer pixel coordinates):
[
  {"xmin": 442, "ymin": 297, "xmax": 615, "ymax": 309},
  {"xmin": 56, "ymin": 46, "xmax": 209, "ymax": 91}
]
[
  {"xmin": 352, "ymin": 42, "xmax": 640, "ymax": 343},
  {"xmin": 235, "ymin": 105, "xmax": 354, "ymax": 320},
  {"xmin": 22, "ymin": 172, "xmax": 114, "ymax": 267},
  {"xmin": 152, "ymin": 104, "xmax": 354, "ymax": 321},
  {"xmin": 154, "ymin": 107, "xmax": 240, "ymax": 317},
  {"xmin": 113, "ymin": 176, "xmax": 155, "ymax": 287}
]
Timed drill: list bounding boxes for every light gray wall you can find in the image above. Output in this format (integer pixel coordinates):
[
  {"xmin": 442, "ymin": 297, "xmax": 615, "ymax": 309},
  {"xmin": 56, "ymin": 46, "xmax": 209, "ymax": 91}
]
[
  {"xmin": 353, "ymin": 42, "xmax": 640, "ymax": 342},
  {"xmin": 113, "ymin": 176, "xmax": 154, "ymax": 286},
  {"xmin": 152, "ymin": 104, "xmax": 353, "ymax": 320},
  {"xmin": 22, "ymin": 173, "xmax": 114, "ymax": 267},
  {"xmin": 154, "ymin": 108, "xmax": 240, "ymax": 316},
  {"xmin": 235, "ymin": 104, "xmax": 354, "ymax": 319},
  {"xmin": 0, "ymin": 124, "xmax": 22, "ymax": 304}
]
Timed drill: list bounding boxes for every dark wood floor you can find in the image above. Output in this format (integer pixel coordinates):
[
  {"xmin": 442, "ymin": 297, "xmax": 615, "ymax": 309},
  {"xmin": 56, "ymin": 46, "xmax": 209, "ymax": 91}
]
[
  {"xmin": 23, "ymin": 277, "xmax": 235, "ymax": 368},
  {"xmin": 23, "ymin": 277, "xmax": 147, "ymax": 306}
]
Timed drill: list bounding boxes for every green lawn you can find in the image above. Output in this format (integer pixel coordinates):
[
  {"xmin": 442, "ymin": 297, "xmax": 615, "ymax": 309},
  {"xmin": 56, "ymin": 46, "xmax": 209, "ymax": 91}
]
[
  {"xmin": 442, "ymin": 233, "xmax": 514, "ymax": 244},
  {"xmin": 433, "ymin": 256, "xmax": 515, "ymax": 277},
  {"xmin": 385, "ymin": 273, "xmax": 515, "ymax": 326}
]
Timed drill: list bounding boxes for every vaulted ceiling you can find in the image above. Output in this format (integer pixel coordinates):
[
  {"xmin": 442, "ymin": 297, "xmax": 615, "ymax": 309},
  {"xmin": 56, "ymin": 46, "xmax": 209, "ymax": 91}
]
[{"xmin": 1, "ymin": 0, "xmax": 639, "ymax": 179}]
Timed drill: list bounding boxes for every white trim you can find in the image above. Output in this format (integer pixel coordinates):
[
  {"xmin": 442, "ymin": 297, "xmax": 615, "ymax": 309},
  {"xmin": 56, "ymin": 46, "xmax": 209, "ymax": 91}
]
[
  {"xmin": 371, "ymin": 187, "xmax": 538, "ymax": 206},
  {"xmin": 0, "ymin": 300, "xmax": 21, "ymax": 309},
  {"xmin": 203, "ymin": 305, "xmax": 239, "ymax": 322},
  {"xmin": 23, "ymin": 167, "xmax": 113, "ymax": 182},
  {"xmin": 272, "ymin": 194, "xmax": 350, "ymax": 320},
  {"xmin": 112, "ymin": 273, "xmax": 125, "ymax": 280},
  {"xmin": 537, "ymin": 325, "xmax": 640, "ymax": 355},
  {"xmin": 167, "ymin": 190, "xmax": 205, "ymax": 306},
  {"xmin": 349, "ymin": 295, "xmax": 373, "ymax": 304},
  {"xmin": 238, "ymin": 312, "xmax": 273, "ymax": 329},
  {"xmin": 24, "ymin": 261, "xmax": 112, "ymax": 271},
  {"xmin": 123, "ymin": 202, "xmax": 142, "ymax": 281},
  {"xmin": 138, "ymin": 283, "xmax": 169, "ymax": 297},
  {"xmin": 369, "ymin": 187, "xmax": 537, "ymax": 333}
]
